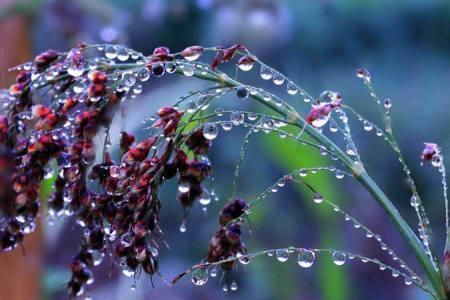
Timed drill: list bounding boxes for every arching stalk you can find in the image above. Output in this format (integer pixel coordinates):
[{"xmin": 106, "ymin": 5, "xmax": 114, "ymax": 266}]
[{"xmin": 184, "ymin": 70, "xmax": 447, "ymax": 300}]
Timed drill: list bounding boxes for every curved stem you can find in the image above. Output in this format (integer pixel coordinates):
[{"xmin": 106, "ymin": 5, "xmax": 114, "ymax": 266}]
[{"xmin": 185, "ymin": 70, "xmax": 446, "ymax": 299}]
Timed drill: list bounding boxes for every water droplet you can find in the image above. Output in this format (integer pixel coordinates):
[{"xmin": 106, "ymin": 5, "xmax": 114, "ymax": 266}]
[
  {"xmin": 329, "ymin": 122, "xmax": 338, "ymax": 133},
  {"xmin": 199, "ymin": 190, "xmax": 211, "ymax": 206},
  {"xmin": 182, "ymin": 65, "xmax": 195, "ymax": 77},
  {"xmin": 260, "ymin": 65, "xmax": 273, "ymax": 80},
  {"xmin": 297, "ymin": 249, "xmax": 315, "ymax": 268},
  {"xmin": 163, "ymin": 62, "xmax": 176, "ymax": 74},
  {"xmin": 67, "ymin": 63, "xmax": 84, "ymax": 77},
  {"xmin": 363, "ymin": 121, "xmax": 373, "ymax": 131},
  {"xmin": 410, "ymin": 195, "xmax": 419, "ymax": 208},
  {"xmin": 404, "ymin": 277, "xmax": 413, "ymax": 285},
  {"xmin": 184, "ymin": 52, "xmax": 201, "ymax": 61},
  {"xmin": 178, "ymin": 182, "xmax": 190, "ymax": 193},
  {"xmin": 133, "ymin": 84, "xmax": 143, "ymax": 95},
  {"xmin": 247, "ymin": 112, "xmax": 258, "ymax": 121},
  {"xmin": 275, "ymin": 249, "xmax": 290, "ymax": 262},
  {"xmin": 152, "ymin": 63, "xmax": 165, "ymax": 77},
  {"xmin": 384, "ymin": 98, "xmax": 392, "ymax": 109},
  {"xmin": 312, "ymin": 193, "xmax": 324, "ymax": 204},
  {"xmin": 272, "ymin": 72, "xmax": 285, "ymax": 85},
  {"xmin": 346, "ymin": 144, "xmax": 356, "ymax": 156},
  {"xmin": 210, "ymin": 267, "xmax": 218, "ymax": 277},
  {"xmin": 230, "ymin": 280, "xmax": 238, "ymax": 291},
  {"xmin": 105, "ymin": 45, "xmax": 118, "ymax": 59},
  {"xmin": 191, "ymin": 268, "xmax": 208, "ymax": 286},
  {"xmin": 287, "ymin": 82, "xmax": 298, "ymax": 95},
  {"xmin": 335, "ymin": 170, "xmax": 345, "ymax": 179},
  {"xmin": 179, "ymin": 221, "xmax": 187, "ymax": 233},
  {"xmin": 392, "ymin": 270, "xmax": 400, "ymax": 277},
  {"xmin": 122, "ymin": 72, "xmax": 136, "ymax": 87},
  {"xmin": 221, "ymin": 121, "xmax": 233, "ymax": 131},
  {"xmin": 332, "ymin": 251, "xmax": 346, "ymax": 265},
  {"xmin": 117, "ymin": 47, "xmax": 130, "ymax": 61},
  {"xmin": 203, "ymin": 123, "xmax": 218, "ymax": 140},
  {"xmin": 238, "ymin": 61, "xmax": 253, "ymax": 71},
  {"xmin": 122, "ymin": 265, "xmax": 135, "ymax": 277},
  {"xmin": 136, "ymin": 68, "xmax": 150, "ymax": 81},
  {"xmin": 73, "ymin": 81, "xmax": 85, "ymax": 94},
  {"xmin": 230, "ymin": 111, "xmax": 244, "ymax": 125},
  {"xmin": 236, "ymin": 87, "xmax": 249, "ymax": 99},
  {"xmin": 311, "ymin": 115, "xmax": 330, "ymax": 128}
]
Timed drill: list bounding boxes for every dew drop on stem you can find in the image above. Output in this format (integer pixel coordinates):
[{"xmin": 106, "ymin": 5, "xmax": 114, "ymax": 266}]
[
  {"xmin": 191, "ymin": 268, "xmax": 208, "ymax": 286},
  {"xmin": 260, "ymin": 65, "xmax": 273, "ymax": 80},
  {"xmin": 203, "ymin": 123, "xmax": 218, "ymax": 140},
  {"xmin": 182, "ymin": 65, "xmax": 195, "ymax": 77},
  {"xmin": 117, "ymin": 47, "xmax": 130, "ymax": 61},
  {"xmin": 272, "ymin": 72, "xmax": 285, "ymax": 85},
  {"xmin": 297, "ymin": 249, "xmax": 315, "ymax": 268},
  {"xmin": 332, "ymin": 251, "xmax": 346, "ymax": 265},
  {"xmin": 104, "ymin": 45, "xmax": 118, "ymax": 59},
  {"xmin": 287, "ymin": 81, "xmax": 298, "ymax": 95},
  {"xmin": 275, "ymin": 249, "xmax": 290, "ymax": 262},
  {"xmin": 312, "ymin": 193, "xmax": 324, "ymax": 204}
]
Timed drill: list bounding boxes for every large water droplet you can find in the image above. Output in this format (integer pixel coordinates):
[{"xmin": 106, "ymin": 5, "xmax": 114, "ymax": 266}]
[
  {"xmin": 203, "ymin": 123, "xmax": 218, "ymax": 140},
  {"xmin": 67, "ymin": 63, "xmax": 84, "ymax": 77},
  {"xmin": 260, "ymin": 65, "xmax": 273, "ymax": 80},
  {"xmin": 230, "ymin": 111, "xmax": 244, "ymax": 125},
  {"xmin": 105, "ymin": 45, "xmax": 118, "ymax": 59},
  {"xmin": 311, "ymin": 115, "xmax": 330, "ymax": 128},
  {"xmin": 332, "ymin": 251, "xmax": 346, "ymax": 265},
  {"xmin": 122, "ymin": 72, "xmax": 136, "ymax": 87},
  {"xmin": 182, "ymin": 65, "xmax": 195, "ymax": 77},
  {"xmin": 178, "ymin": 182, "xmax": 190, "ymax": 193},
  {"xmin": 117, "ymin": 47, "xmax": 130, "ymax": 61},
  {"xmin": 191, "ymin": 268, "xmax": 208, "ymax": 286},
  {"xmin": 236, "ymin": 87, "xmax": 249, "ymax": 99},
  {"xmin": 287, "ymin": 81, "xmax": 298, "ymax": 95},
  {"xmin": 275, "ymin": 249, "xmax": 290, "ymax": 262},
  {"xmin": 136, "ymin": 68, "xmax": 150, "ymax": 81},
  {"xmin": 297, "ymin": 249, "xmax": 315, "ymax": 268},
  {"xmin": 238, "ymin": 60, "xmax": 253, "ymax": 72},
  {"xmin": 272, "ymin": 72, "xmax": 285, "ymax": 85}
]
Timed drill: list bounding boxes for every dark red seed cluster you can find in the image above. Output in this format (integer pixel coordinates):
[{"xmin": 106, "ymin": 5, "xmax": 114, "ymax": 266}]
[
  {"xmin": 0, "ymin": 43, "xmax": 261, "ymax": 296},
  {"xmin": 306, "ymin": 94, "xmax": 342, "ymax": 128},
  {"xmin": 206, "ymin": 198, "xmax": 249, "ymax": 270},
  {"xmin": 421, "ymin": 142, "xmax": 440, "ymax": 165}
]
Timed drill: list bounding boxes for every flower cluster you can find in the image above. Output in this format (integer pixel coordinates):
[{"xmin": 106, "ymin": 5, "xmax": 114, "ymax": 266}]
[
  {"xmin": 0, "ymin": 44, "xmax": 220, "ymax": 296},
  {"xmin": 421, "ymin": 143, "xmax": 441, "ymax": 167},
  {"xmin": 207, "ymin": 198, "xmax": 249, "ymax": 270}
]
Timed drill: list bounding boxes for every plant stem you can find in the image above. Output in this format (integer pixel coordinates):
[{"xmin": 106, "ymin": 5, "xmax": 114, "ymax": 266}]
[{"xmin": 187, "ymin": 71, "xmax": 447, "ymax": 299}]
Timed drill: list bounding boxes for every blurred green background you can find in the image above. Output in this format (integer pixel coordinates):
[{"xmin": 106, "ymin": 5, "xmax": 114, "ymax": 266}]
[{"xmin": 2, "ymin": 0, "xmax": 450, "ymax": 299}]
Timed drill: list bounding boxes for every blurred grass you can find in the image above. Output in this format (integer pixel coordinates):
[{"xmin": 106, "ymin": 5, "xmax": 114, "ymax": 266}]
[{"xmin": 263, "ymin": 128, "xmax": 349, "ymax": 300}]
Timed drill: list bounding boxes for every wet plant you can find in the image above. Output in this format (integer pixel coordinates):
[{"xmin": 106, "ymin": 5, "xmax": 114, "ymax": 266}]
[{"xmin": 0, "ymin": 43, "xmax": 449, "ymax": 299}]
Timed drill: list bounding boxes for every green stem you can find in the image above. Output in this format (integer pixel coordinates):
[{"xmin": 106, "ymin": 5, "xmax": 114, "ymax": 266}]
[{"xmin": 187, "ymin": 71, "xmax": 446, "ymax": 299}]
